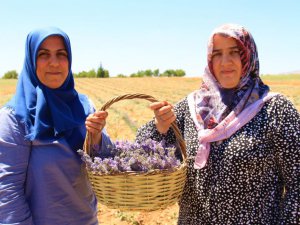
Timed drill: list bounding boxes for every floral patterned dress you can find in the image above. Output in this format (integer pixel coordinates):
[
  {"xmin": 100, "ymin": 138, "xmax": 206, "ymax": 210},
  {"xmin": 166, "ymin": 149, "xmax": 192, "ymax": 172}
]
[{"xmin": 136, "ymin": 95, "xmax": 299, "ymax": 225}]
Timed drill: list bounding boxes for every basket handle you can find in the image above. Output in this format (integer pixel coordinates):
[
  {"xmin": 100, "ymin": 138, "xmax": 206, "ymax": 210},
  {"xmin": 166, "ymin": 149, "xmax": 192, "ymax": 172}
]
[{"xmin": 83, "ymin": 93, "xmax": 187, "ymax": 160}]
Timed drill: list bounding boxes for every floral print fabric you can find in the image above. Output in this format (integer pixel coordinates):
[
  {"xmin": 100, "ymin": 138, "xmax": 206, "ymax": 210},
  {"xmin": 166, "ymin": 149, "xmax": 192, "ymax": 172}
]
[{"xmin": 136, "ymin": 95, "xmax": 300, "ymax": 224}]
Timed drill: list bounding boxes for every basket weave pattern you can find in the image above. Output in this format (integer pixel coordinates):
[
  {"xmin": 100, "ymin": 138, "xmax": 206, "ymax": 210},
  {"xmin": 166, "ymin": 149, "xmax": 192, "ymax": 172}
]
[{"xmin": 83, "ymin": 94, "xmax": 187, "ymax": 211}]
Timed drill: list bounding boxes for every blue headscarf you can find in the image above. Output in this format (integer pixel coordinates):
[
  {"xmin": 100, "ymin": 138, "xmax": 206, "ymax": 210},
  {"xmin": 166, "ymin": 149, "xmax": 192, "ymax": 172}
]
[{"xmin": 7, "ymin": 27, "xmax": 90, "ymax": 148}]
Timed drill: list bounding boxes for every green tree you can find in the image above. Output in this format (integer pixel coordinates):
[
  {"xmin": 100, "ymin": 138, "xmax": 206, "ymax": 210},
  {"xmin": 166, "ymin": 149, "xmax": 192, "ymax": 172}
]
[
  {"xmin": 161, "ymin": 69, "xmax": 175, "ymax": 77},
  {"xmin": 160, "ymin": 69, "xmax": 186, "ymax": 77},
  {"xmin": 135, "ymin": 70, "xmax": 145, "ymax": 77},
  {"xmin": 116, "ymin": 74, "xmax": 127, "ymax": 78},
  {"xmin": 144, "ymin": 69, "xmax": 153, "ymax": 77},
  {"xmin": 87, "ymin": 69, "xmax": 96, "ymax": 78},
  {"xmin": 96, "ymin": 63, "xmax": 109, "ymax": 78},
  {"xmin": 153, "ymin": 69, "xmax": 160, "ymax": 77},
  {"xmin": 96, "ymin": 63, "xmax": 105, "ymax": 78},
  {"xmin": 130, "ymin": 73, "xmax": 138, "ymax": 77},
  {"xmin": 74, "ymin": 69, "xmax": 97, "ymax": 78},
  {"xmin": 76, "ymin": 71, "xmax": 88, "ymax": 78},
  {"xmin": 174, "ymin": 69, "xmax": 186, "ymax": 77},
  {"xmin": 3, "ymin": 70, "xmax": 18, "ymax": 79},
  {"xmin": 103, "ymin": 70, "xmax": 109, "ymax": 78}
]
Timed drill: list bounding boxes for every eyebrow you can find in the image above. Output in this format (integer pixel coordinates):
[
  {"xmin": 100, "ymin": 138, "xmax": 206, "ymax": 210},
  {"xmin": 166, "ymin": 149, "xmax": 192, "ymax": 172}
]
[
  {"xmin": 213, "ymin": 46, "xmax": 239, "ymax": 52},
  {"xmin": 38, "ymin": 48, "xmax": 67, "ymax": 52}
]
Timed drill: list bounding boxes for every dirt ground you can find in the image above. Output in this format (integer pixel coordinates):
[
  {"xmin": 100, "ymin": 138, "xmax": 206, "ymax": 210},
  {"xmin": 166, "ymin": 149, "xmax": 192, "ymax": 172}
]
[{"xmin": 97, "ymin": 203, "xmax": 179, "ymax": 225}]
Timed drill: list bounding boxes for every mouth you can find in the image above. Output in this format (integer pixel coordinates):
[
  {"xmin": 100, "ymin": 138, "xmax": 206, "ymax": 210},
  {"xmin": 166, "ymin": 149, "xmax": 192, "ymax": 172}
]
[
  {"xmin": 46, "ymin": 72, "xmax": 61, "ymax": 75},
  {"xmin": 221, "ymin": 70, "xmax": 235, "ymax": 75}
]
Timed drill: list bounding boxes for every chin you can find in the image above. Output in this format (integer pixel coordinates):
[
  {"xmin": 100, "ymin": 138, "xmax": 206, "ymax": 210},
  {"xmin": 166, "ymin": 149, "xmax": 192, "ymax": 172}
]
[
  {"xmin": 221, "ymin": 83, "xmax": 238, "ymax": 89},
  {"xmin": 45, "ymin": 82, "xmax": 63, "ymax": 89}
]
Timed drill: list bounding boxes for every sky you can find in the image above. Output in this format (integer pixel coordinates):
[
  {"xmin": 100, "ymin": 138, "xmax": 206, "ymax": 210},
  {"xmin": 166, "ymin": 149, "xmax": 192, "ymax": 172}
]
[{"xmin": 1, "ymin": 0, "xmax": 300, "ymax": 77}]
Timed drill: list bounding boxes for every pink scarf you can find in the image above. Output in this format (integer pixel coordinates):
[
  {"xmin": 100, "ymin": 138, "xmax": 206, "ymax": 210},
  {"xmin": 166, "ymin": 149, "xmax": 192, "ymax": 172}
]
[
  {"xmin": 188, "ymin": 91, "xmax": 278, "ymax": 169},
  {"xmin": 188, "ymin": 24, "xmax": 272, "ymax": 169}
]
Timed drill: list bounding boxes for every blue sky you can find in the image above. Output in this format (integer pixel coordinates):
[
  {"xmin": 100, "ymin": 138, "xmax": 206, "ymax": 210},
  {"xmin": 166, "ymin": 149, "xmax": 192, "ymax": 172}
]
[{"xmin": 1, "ymin": 0, "xmax": 299, "ymax": 77}]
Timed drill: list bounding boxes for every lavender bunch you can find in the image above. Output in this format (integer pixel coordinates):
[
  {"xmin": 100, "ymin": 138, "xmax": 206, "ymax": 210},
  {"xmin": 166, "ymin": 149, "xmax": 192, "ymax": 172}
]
[{"xmin": 77, "ymin": 139, "xmax": 181, "ymax": 174}]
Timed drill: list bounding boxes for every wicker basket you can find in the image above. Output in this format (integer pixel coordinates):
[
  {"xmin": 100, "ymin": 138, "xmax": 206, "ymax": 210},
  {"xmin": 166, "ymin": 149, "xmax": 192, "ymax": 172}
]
[{"xmin": 83, "ymin": 93, "xmax": 187, "ymax": 211}]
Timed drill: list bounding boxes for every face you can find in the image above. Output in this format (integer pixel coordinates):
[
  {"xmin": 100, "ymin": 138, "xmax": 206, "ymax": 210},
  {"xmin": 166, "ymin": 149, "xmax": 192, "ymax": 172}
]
[
  {"xmin": 211, "ymin": 34, "xmax": 242, "ymax": 89},
  {"xmin": 36, "ymin": 35, "xmax": 69, "ymax": 89}
]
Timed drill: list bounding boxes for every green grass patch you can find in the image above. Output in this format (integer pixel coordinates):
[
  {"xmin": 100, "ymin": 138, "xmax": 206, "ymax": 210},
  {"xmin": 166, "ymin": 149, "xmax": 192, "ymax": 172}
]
[{"xmin": 261, "ymin": 73, "xmax": 300, "ymax": 81}]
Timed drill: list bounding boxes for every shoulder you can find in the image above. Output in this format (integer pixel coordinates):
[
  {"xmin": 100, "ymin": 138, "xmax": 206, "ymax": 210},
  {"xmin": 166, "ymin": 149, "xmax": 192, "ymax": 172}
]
[
  {"xmin": 266, "ymin": 94, "xmax": 298, "ymax": 114},
  {"xmin": 0, "ymin": 106, "xmax": 18, "ymax": 126},
  {"xmin": 173, "ymin": 97, "xmax": 191, "ymax": 126},
  {"xmin": 268, "ymin": 93, "xmax": 292, "ymax": 104},
  {"xmin": 174, "ymin": 97, "xmax": 188, "ymax": 111},
  {"xmin": 0, "ymin": 106, "xmax": 27, "ymax": 143},
  {"xmin": 78, "ymin": 93, "xmax": 96, "ymax": 114},
  {"xmin": 263, "ymin": 93, "xmax": 299, "ymax": 129}
]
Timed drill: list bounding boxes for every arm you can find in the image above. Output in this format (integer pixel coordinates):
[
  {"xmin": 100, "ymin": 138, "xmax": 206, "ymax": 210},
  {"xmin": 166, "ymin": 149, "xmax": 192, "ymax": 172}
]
[
  {"xmin": 272, "ymin": 96, "xmax": 300, "ymax": 224},
  {"xmin": 136, "ymin": 101, "xmax": 176, "ymax": 144},
  {"xmin": 136, "ymin": 98, "xmax": 187, "ymax": 159},
  {"xmin": 85, "ymin": 112, "xmax": 115, "ymax": 158},
  {"xmin": 0, "ymin": 107, "xmax": 33, "ymax": 225},
  {"xmin": 149, "ymin": 101, "xmax": 176, "ymax": 134},
  {"xmin": 84, "ymin": 96, "xmax": 109, "ymax": 146},
  {"xmin": 91, "ymin": 128, "xmax": 114, "ymax": 158},
  {"xmin": 85, "ymin": 110, "xmax": 108, "ymax": 146}
]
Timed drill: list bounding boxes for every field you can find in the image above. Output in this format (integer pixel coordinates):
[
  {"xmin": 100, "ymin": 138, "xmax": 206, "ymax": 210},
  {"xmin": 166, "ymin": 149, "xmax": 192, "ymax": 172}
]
[{"xmin": 0, "ymin": 75, "xmax": 299, "ymax": 224}]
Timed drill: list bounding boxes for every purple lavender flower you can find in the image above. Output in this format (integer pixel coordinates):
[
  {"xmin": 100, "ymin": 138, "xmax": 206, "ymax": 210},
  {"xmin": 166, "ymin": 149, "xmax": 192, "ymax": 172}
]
[{"xmin": 77, "ymin": 139, "xmax": 181, "ymax": 174}]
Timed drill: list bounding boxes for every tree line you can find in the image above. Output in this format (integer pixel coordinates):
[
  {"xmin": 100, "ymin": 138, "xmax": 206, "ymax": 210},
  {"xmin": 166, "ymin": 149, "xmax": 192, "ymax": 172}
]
[
  {"xmin": 117, "ymin": 68, "xmax": 185, "ymax": 78},
  {"xmin": 1, "ymin": 65, "xmax": 186, "ymax": 79},
  {"xmin": 2, "ymin": 70, "xmax": 18, "ymax": 79}
]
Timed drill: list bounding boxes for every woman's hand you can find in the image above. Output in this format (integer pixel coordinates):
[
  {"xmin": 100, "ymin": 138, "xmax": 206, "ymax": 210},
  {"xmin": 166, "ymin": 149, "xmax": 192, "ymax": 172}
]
[
  {"xmin": 149, "ymin": 101, "xmax": 176, "ymax": 134},
  {"xmin": 85, "ymin": 111, "xmax": 108, "ymax": 145}
]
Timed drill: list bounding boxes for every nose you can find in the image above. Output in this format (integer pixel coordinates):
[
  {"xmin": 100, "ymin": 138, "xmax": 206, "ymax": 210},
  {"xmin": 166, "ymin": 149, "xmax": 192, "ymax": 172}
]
[
  {"xmin": 49, "ymin": 55, "xmax": 59, "ymax": 67},
  {"xmin": 221, "ymin": 53, "xmax": 232, "ymax": 66}
]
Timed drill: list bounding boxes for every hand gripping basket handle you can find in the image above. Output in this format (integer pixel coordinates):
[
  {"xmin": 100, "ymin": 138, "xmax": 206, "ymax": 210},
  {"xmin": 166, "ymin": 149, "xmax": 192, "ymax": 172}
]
[{"xmin": 83, "ymin": 93, "xmax": 187, "ymax": 160}]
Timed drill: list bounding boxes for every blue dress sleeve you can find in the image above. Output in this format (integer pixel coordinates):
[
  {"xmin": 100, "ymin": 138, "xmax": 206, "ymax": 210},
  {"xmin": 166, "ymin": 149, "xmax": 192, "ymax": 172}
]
[
  {"xmin": 91, "ymin": 128, "xmax": 114, "ymax": 158},
  {"xmin": 84, "ymin": 97, "xmax": 115, "ymax": 158},
  {"xmin": 0, "ymin": 107, "xmax": 33, "ymax": 225}
]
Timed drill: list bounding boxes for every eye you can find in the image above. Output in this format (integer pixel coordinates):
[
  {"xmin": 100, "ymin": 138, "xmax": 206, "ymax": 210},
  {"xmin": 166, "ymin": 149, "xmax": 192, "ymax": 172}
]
[
  {"xmin": 57, "ymin": 51, "xmax": 68, "ymax": 58},
  {"xmin": 37, "ymin": 51, "xmax": 49, "ymax": 57},
  {"xmin": 212, "ymin": 52, "xmax": 222, "ymax": 58},
  {"xmin": 230, "ymin": 49, "xmax": 240, "ymax": 56}
]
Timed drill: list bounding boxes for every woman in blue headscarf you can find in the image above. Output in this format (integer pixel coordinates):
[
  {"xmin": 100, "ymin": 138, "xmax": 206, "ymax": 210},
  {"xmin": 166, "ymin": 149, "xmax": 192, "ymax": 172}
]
[{"xmin": 0, "ymin": 27, "xmax": 112, "ymax": 225}]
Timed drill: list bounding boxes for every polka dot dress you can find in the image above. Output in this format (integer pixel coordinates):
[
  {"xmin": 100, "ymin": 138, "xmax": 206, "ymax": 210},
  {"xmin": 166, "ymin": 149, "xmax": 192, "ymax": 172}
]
[{"xmin": 136, "ymin": 95, "xmax": 300, "ymax": 224}]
